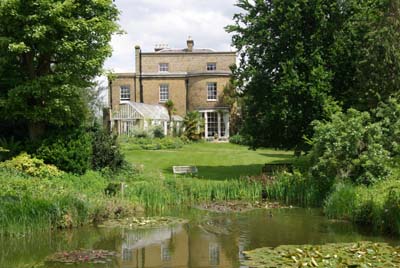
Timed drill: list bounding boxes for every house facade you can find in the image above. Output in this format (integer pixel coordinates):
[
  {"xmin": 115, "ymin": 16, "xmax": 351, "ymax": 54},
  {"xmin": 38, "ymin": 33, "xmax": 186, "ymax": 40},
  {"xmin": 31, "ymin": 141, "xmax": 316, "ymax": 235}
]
[{"xmin": 108, "ymin": 38, "xmax": 236, "ymax": 139}]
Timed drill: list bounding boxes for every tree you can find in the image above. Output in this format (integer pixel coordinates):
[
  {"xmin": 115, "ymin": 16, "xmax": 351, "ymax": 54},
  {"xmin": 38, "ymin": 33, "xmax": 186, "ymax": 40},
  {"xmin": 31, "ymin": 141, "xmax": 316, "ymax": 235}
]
[
  {"xmin": 227, "ymin": 0, "xmax": 400, "ymax": 149},
  {"xmin": 227, "ymin": 0, "xmax": 342, "ymax": 149},
  {"xmin": 164, "ymin": 99, "xmax": 175, "ymax": 135},
  {"xmin": 0, "ymin": 0, "xmax": 120, "ymax": 140},
  {"xmin": 330, "ymin": 0, "xmax": 400, "ymax": 110}
]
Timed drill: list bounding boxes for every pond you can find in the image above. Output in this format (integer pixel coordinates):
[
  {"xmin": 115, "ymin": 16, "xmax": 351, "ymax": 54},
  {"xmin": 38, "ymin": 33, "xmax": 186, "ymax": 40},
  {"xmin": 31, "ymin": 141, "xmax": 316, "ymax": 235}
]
[{"xmin": 1, "ymin": 208, "xmax": 398, "ymax": 268}]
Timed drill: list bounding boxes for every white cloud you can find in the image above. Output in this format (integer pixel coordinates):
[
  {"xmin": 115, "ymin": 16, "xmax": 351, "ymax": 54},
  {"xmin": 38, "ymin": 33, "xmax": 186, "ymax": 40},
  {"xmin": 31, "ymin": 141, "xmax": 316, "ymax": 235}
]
[{"xmin": 103, "ymin": 0, "xmax": 239, "ymax": 73}]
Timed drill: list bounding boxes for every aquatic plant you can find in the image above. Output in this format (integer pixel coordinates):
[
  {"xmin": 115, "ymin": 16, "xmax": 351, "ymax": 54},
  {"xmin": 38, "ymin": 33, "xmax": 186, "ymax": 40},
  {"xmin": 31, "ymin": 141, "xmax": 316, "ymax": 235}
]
[
  {"xmin": 98, "ymin": 216, "xmax": 187, "ymax": 229},
  {"xmin": 45, "ymin": 249, "xmax": 117, "ymax": 265},
  {"xmin": 125, "ymin": 177, "xmax": 264, "ymax": 211},
  {"xmin": 244, "ymin": 241, "xmax": 400, "ymax": 267}
]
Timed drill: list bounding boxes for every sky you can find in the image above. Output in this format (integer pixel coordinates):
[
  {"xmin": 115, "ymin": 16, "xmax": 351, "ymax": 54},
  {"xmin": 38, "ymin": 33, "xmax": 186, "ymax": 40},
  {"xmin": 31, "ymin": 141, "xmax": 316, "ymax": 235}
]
[{"xmin": 103, "ymin": 0, "xmax": 240, "ymax": 73}]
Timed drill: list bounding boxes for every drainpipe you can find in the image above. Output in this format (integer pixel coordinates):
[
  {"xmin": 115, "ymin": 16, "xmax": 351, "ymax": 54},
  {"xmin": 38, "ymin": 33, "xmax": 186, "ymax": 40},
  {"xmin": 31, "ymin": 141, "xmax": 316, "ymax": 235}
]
[{"xmin": 185, "ymin": 78, "xmax": 189, "ymax": 113}]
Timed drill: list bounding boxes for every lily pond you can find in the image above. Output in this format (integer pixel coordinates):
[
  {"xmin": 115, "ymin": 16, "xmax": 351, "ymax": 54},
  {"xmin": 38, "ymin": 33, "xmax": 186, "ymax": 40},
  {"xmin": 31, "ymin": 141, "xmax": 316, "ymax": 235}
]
[{"xmin": 1, "ymin": 208, "xmax": 399, "ymax": 268}]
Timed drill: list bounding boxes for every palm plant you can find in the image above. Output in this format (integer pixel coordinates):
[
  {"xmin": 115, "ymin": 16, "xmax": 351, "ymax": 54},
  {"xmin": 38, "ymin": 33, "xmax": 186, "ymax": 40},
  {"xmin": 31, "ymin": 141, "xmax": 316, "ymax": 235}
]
[{"xmin": 183, "ymin": 111, "xmax": 204, "ymax": 141}]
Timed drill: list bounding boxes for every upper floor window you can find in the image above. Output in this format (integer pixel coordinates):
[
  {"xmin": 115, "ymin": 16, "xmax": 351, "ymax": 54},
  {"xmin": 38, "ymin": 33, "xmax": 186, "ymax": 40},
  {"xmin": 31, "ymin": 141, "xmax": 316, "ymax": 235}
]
[
  {"xmin": 207, "ymin": 63, "xmax": 217, "ymax": 71},
  {"xmin": 207, "ymin": 82, "xmax": 217, "ymax": 101},
  {"xmin": 120, "ymin": 85, "xmax": 130, "ymax": 100},
  {"xmin": 159, "ymin": 63, "xmax": 169, "ymax": 72},
  {"xmin": 159, "ymin": 84, "xmax": 169, "ymax": 102}
]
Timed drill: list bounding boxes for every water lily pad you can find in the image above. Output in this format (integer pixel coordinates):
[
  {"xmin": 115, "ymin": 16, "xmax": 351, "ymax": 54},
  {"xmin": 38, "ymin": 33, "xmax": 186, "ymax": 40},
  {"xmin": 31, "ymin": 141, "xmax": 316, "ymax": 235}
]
[
  {"xmin": 243, "ymin": 241, "xmax": 400, "ymax": 267},
  {"xmin": 98, "ymin": 216, "xmax": 188, "ymax": 229},
  {"xmin": 45, "ymin": 249, "xmax": 117, "ymax": 265}
]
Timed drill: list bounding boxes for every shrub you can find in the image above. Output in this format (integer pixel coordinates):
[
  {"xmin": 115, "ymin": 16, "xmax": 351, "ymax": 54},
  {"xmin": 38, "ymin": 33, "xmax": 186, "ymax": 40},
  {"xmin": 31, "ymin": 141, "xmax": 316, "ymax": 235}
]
[
  {"xmin": 0, "ymin": 152, "xmax": 63, "ymax": 178},
  {"xmin": 152, "ymin": 125, "xmax": 165, "ymax": 138},
  {"xmin": 36, "ymin": 130, "xmax": 92, "ymax": 174},
  {"xmin": 309, "ymin": 109, "xmax": 391, "ymax": 194},
  {"xmin": 130, "ymin": 128, "xmax": 153, "ymax": 138},
  {"xmin": 122, "ymin": 137, "xmax": 184, "ymax": 150},
  {"xmin": 229, "ymin": 134, "xmax": 246, "ymax": 145},
  {"xmin": 91, "ymin": 126, "xmax": 124, "ymax": 171}
]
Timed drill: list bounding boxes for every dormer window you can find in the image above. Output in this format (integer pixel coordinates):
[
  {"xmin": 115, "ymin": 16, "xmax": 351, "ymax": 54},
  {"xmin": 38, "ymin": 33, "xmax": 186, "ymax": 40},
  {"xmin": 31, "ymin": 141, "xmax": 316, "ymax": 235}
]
[
  {"xmin": 207, "ymin": 63, "xmax": 217, "ymax": 71},
  {"xmin": 120, "ymin": 85, "xmax": 130, "ymax": 100},
  {"xmin": 159, "ymin": 63, "xmax": 169, "ymax": 72}
]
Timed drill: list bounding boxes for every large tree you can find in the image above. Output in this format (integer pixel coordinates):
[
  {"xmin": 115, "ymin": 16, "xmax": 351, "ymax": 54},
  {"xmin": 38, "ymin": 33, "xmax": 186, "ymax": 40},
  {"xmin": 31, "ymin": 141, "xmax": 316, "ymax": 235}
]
[
  {"xmin": 228, "ymin": 0, "xmax": 400, "ymax": 149},
  {"xmin": 0, "ymin": 0, "xmax": 120, "ymax": 140}
]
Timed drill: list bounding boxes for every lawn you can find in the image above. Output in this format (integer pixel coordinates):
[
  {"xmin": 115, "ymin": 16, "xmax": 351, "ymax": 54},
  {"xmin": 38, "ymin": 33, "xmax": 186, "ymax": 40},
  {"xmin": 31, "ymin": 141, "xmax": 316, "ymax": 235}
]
[{"xmin": 122, "ymin": 142, "xmax": 293, "ymax": 180}]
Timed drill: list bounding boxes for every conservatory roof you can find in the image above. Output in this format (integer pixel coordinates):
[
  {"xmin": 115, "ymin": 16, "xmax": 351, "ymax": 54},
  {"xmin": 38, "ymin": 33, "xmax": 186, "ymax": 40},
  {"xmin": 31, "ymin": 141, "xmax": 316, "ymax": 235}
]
[{"xmin": 120, "ymin": 101, "xmax": 170, "ymax": 120}]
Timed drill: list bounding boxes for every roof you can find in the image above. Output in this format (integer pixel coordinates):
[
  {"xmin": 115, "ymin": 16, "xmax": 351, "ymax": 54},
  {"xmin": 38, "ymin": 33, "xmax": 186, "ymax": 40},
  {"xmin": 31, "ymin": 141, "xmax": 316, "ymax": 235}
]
[
  {"xmin": 156, "ymin": 48, "xmax": 216, "ymax": 53},
  {"xmin": 120, "ymin": 101, "xmax": 169, "ymax": 120}
]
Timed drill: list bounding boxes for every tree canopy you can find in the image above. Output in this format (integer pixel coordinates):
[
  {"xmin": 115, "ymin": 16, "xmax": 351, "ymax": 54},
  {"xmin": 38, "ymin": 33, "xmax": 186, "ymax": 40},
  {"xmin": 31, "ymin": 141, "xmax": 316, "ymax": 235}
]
[
  {"xmin": 0, "ymin": 0, "xmax": 120, "ymax": 140},
  {"xmin": 227, "ymin": 0, "xmax": 400, "ymax": 149}
]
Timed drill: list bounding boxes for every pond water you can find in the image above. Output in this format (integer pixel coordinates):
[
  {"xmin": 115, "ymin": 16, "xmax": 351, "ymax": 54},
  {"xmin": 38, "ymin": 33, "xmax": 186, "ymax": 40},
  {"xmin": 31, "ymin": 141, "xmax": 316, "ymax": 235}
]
[{"xmin": 1, "ymin": 208, "xmax": 398, "ymax": 268}]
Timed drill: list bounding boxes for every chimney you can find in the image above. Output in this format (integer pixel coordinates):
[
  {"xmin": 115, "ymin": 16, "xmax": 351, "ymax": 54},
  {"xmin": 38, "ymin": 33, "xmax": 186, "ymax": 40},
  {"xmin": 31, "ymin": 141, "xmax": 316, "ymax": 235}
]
[
  {"xmin": 135, "ymin": 45, "xmax": 142, "ymax": 102},
  {"xmin": 187, "ymin": 36, "xmax": 194, "ymax": 52}
]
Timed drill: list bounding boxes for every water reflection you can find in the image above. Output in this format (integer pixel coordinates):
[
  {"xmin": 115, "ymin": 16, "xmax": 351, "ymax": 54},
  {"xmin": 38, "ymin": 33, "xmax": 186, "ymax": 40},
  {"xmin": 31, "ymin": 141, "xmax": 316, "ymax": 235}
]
[{"xmin": 0, "ymin": 208, "xmax": 398, "ymax": 268}]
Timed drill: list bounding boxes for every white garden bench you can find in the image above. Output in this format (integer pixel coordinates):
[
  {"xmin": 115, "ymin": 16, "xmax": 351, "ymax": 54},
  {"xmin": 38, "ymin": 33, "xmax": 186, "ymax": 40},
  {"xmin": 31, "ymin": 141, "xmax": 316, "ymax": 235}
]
[{"xmin": 172, "ymin": 166, "xmax": 198, "ymax": 175}]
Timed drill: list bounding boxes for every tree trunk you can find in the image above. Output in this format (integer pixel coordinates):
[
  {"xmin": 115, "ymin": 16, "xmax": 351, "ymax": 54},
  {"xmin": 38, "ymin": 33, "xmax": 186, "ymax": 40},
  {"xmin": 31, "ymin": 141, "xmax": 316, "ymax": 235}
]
[{"xmin": 28, "ymin": 122, "xmax": 46, "ymax": 141}]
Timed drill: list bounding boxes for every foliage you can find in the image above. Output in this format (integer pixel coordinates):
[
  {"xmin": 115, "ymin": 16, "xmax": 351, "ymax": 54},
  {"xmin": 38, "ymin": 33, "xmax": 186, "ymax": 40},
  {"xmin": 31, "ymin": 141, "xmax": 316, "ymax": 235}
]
[
  {"xmin": 243, "ymin": 241, "xmax": 400, "ymax": 268},
  {"xmin": 229, "ymin": 134, "xmax": 247, "ymax": 145},
  {"xmin": 227, "ymin": 0, "xmax": 339, "ymax": 149},
  {"xmin": 152, "ymin": 125, "xmax": 165, "ymax": 138},
  {"xmin": 129, "ymin": 128, "xmax": 153, "ymax": 138},
  {"xmin": 323, "ymin": 183, "xmax": 357, "ymax": 220},
  {"xmin": 261, "ymin": 171, "xmax": 321, "ymax": 207},
  {"xmin": 91, "ymin": 125, "xmax": 124, "ymax": 171},
  {"xmin": 322, "ymin": 177, "xmax": 400, "ymax": 235},
  {"xmin": 121, "ymin": 137, "xmax": 185, "ymax": 150},
  {"xmin": 126, "ymin": 177, "xmax": 264, "ymax": 211},
  {"xmin": 36, "ymin": 130, "xmax": 92, "ymax": 174},
  {"xmin": 309, "ymin": 109, "xmax": 391, "ymax": 193},
  {"xmin": 183, "ymin": 111, "xmax": 204, "ymax": 141},
  {"xmin": 227, "ymin": 0, "xmax": 400, "ymax": 149},
  {"xmin": 375, "ymin": 97, "xmax": 400, "ymax": 156},
  {"xmin": 221, "ymin": 81, "xmax": 243, "ymax": 135},
  {"xmin": 0, "ymin": 0, "xmax": 120, "ymax": 140},
  {"xmin": 330, "ymin": 0, "xmax": 400, "ymax": 111},
  {"xmin": 0, "ymin": 136, "xmax": 22, "ymax": 161},
  {"xmin": 0, "ymin": 152, "xmax": 63, "ymax": 178},
  {"xmin": 382, "ymin": 188, "xmax": 400, "ymax": 235},
  {"xmin": 0, "ymin": 169, "xmax": 138, "ymax": 234}
]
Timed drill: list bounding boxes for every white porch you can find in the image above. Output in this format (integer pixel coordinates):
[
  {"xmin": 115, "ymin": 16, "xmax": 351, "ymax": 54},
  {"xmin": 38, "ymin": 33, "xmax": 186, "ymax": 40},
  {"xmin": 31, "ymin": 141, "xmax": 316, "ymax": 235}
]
[{"xmin": 199, "ymin": 109, "xmax": 230, "ymax": 140}]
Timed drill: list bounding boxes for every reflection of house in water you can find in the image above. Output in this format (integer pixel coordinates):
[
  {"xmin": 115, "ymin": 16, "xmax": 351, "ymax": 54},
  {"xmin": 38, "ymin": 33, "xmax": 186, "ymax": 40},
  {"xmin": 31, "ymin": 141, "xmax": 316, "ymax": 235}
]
[{"xmin": 118, "ymin": 223, "xmax": 235, "ymax": 268}]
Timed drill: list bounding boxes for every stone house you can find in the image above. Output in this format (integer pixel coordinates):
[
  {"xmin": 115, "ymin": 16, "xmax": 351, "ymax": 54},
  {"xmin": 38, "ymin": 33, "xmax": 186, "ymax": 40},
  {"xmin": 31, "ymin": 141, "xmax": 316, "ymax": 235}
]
[{"xmin": 107, "ymin": 38, "xmax": 236, "ymax": 139}]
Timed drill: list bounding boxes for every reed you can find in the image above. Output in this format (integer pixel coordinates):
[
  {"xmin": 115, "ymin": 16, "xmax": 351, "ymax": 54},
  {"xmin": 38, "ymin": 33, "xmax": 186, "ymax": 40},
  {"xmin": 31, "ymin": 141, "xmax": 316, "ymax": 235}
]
[
  {"xmin": 262, "ymin": 172, "xmax": 321, "ymax": 207},
  {"xmin": 125, "ymin": 177, "xmax": 264, "ymax": 211}
]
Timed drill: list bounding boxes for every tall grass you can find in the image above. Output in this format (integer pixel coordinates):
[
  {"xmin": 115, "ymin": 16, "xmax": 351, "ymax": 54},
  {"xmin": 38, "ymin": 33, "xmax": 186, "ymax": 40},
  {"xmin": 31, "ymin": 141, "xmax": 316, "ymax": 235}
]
[
  {"xmin": 0, "ymin": 169, "xmax": 130, "ymax": 236},
  {"xmin": 263, "ymin": 171, "xmax": 322, "ymax": 207},
  {"xmin": 126, "ymin": 177, "xmax": 264, "ymax": 211}
]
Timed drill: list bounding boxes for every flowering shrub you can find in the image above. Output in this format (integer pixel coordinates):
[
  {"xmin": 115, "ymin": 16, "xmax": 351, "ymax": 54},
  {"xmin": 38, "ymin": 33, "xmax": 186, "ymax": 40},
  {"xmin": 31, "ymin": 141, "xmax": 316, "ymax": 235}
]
[{"xmin": 0, "ymin": 152, "xmax": 63, "ymax": 178}]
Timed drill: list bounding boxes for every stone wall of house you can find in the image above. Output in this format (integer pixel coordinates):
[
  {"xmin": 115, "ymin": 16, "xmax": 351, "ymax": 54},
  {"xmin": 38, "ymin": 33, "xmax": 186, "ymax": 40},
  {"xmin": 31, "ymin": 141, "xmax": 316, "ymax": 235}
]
[
  {"xmin": 109, "ymin": 74, "xmax": 136, "ymax": 110},
  {"xmin": 187, "ymin": 76, "xmax": 231, "ymax": 111},
  {"xmin": 140, "ymin": 53, "xmax": 235, "ymax": 73},
  {"xmin": 108, "ymin": 43, "xmax": 236, "ymax": 117},
  {"xmin": 141, "ymin": 78, "xmax": 187, "ymax": 116}
]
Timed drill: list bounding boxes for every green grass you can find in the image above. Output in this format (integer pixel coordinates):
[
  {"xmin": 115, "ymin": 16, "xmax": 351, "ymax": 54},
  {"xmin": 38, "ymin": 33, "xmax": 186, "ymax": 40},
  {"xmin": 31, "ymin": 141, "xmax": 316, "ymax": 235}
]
[{"xmin": 122, "ymin": 142, "xmax": 294, "ymax": 180}]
